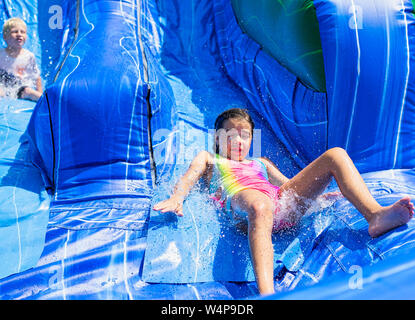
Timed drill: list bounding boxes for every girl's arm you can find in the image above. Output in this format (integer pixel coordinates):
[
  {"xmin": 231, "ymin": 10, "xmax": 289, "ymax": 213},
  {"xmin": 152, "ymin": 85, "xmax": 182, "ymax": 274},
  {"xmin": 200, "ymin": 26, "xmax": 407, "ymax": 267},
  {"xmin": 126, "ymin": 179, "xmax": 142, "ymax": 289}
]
[
  {"xmin": 153, "ymin": 151, "xmax": 212, "ymax": 216},
  {"xmin": 259, "ymin": 157, "xmax": 290, "ymax": 187}
]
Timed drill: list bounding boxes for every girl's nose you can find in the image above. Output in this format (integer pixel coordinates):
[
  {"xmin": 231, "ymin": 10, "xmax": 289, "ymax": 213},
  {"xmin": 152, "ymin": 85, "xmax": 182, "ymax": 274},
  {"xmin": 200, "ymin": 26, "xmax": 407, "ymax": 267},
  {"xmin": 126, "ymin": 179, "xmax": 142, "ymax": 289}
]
[{"xmin": 232, "ymin": 136, "xmax": 243, "ymax": 146}]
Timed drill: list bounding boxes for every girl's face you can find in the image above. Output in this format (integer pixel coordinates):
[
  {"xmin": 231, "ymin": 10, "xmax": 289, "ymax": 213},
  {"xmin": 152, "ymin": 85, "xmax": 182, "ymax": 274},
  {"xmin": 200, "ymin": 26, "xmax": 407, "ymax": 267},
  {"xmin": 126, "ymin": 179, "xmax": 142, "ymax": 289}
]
[
  {"xmin": 4, "ymin": 23, "xmax": 27, "ymax": 49},
  {"xmin": 216, "ymin": 117, "xmax": 252, "ymax": 161}
]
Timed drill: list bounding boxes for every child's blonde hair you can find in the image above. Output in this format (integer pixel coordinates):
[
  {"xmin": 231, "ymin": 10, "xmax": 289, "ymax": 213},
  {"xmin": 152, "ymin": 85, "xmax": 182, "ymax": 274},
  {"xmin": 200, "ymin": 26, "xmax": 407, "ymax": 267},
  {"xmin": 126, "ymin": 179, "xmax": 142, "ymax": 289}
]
[{"xmin": 2, "ymin": 17, "xmax": 27, "ymax": 37}]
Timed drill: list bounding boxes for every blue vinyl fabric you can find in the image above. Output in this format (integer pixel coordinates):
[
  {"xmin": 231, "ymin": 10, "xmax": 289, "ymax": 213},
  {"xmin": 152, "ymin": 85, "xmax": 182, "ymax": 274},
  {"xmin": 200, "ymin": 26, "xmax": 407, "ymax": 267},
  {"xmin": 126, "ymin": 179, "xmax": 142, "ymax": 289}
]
[
  {"xmin": 0, "ymin": 98, "xmax": 49, "ymax": 280},
  {"xmin": 28, "ymin": 0, "xmax": 154, "ymax": 201},
  {"xmin": 313, "ymin": 0, "xmax": 415, "ymax": 173},
  {"xmin": 143, "ymin": 187, "xmax": 335, "ymax": 283},
  {"xmin": 0, "ymin": 0, "xmax": 62, "ymax": 280},
  {"xmin": 215, "ymin": 0, "xmax": 415, "ymax": 174},
  {"xmin": 0, "ymin": 0, "xmax": 415, "ymax": 300},
  {"xmin": 142, "ymin": 0, "xmax": 308, "ymax": 284}
]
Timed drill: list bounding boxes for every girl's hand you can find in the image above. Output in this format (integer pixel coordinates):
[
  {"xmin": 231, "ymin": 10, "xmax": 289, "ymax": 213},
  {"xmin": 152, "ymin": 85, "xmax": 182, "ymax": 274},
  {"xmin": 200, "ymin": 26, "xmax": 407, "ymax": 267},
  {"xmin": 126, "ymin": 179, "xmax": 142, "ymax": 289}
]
[{"xmin": 153, "ymin": 196, "xmax": 184, "ymax": 217}]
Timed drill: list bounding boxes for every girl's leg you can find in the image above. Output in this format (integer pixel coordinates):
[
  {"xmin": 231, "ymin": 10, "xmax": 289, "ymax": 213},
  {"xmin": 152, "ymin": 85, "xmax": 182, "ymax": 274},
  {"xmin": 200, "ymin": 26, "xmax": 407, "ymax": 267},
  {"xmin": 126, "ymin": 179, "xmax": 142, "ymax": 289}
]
[
  {"xmin": 231, "ymin": 189, "xmax": 276, "ymax": 295},
  {"xmin": 280, "ymin": 147, "xmax": 414, "ymax": 237}
]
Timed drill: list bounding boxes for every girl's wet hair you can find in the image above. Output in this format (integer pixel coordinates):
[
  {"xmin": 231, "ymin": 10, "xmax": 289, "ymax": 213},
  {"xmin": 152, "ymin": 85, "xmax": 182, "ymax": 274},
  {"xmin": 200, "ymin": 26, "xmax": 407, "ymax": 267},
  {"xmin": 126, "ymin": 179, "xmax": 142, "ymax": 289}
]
[
  {"xmin": 214, "ymin": 108, "xmax": 255, "ymax": 133},
  {"xmin": 214, "ymin": 108, "xmax": 255, "ymax": 153}
]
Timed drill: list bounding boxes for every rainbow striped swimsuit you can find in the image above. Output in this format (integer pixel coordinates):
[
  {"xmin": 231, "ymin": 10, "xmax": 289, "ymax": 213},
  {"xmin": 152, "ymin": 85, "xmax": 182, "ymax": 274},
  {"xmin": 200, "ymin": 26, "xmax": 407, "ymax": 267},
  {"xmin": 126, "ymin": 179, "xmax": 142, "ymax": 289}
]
[
  {"xmin": 210, "ymin": 153, "xmax": 281, "ymax": 210},
  {"xmin": 210, "ymin": 154, "xmax": 294, "ymax": 231}
]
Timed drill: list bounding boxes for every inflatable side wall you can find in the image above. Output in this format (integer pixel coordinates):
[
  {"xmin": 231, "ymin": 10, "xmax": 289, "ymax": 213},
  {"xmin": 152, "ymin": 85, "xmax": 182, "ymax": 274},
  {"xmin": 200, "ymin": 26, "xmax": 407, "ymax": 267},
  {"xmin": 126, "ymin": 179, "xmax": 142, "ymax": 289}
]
[
  {"xmin": 220, "ymin": 0, "xmax": 415, "ymax": 173},
  {"xmin": 28, "ymin": 0, "xmax": 155, "ymax": 202},
  {"xmin": 0, "ymin": 0, "xmax": 66, "ymax": 280}
]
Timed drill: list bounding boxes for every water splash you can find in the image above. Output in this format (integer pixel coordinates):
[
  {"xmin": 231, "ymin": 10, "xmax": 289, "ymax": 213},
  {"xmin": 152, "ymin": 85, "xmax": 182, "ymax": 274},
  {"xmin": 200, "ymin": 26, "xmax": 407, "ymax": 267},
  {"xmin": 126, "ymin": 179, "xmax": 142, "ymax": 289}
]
[{"xmin": 274, "ymin": 189, "xmax": 342, "ymax": 231}]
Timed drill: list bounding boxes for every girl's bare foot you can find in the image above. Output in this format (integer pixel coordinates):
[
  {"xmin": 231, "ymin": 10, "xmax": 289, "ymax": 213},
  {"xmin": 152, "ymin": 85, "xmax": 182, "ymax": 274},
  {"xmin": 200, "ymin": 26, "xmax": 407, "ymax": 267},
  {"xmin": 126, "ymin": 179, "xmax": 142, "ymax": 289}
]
[{"xmin": 368, "ymin": 197, "xmax": 414, "ymax": 238}]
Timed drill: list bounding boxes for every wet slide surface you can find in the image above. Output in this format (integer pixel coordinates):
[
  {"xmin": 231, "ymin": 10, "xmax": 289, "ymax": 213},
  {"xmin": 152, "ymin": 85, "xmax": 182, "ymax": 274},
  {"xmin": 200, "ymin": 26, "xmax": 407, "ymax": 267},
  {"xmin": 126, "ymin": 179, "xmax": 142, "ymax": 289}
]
[{"xmin": 0, "ymin": 0, "xmax": 415, "ymax": 300}]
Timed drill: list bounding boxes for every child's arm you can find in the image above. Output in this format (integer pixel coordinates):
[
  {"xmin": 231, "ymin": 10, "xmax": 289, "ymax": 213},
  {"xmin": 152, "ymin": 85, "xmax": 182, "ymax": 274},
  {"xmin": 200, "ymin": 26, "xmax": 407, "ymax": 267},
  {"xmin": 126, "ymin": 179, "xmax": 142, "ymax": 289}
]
[
  {"xmin": 27, "ymin": 51, "xmax": 42, "ymax": 94},
  {"xmin": 153, "ymin": 151, "xmax": 212, "ymax": 216},
  {"xmin": 35, "ymin": 76, "xmax": 42, "ymax": 93},
  {"xmin": 259, "ymin": 157, "xmax": 290, "ymax": 187}
]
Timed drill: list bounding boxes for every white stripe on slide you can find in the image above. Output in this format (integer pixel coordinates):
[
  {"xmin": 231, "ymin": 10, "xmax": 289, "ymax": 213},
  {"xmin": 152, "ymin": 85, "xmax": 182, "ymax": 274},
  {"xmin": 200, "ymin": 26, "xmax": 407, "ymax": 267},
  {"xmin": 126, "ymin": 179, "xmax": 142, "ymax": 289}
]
[
  {"xmin": 393, "ymin": 0, "xmax": 410, "ymax": 168},
  {"xmin": 377, "ymin": 3, "xmax": 391, "ymax": 139},
  {"xmin": 61, "ymin": 229, "xmax": 70, "ymax": 300},
  {"xmin": 123, "ymin": 230, "xmax": 133, "ymax": 300},
  {"xmin": 345, "ymin": 0, "xmax": 361, "ymax": 151}
]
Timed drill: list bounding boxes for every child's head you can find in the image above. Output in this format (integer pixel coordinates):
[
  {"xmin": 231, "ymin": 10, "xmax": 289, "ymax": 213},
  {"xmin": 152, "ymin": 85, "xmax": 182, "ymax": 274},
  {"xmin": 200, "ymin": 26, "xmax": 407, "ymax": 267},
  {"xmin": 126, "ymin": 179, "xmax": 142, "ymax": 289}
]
[
  {"xmin": 214, "ymin": 108, "xmax": 255, "ymax": 161},
  {"xmin": 2, "ymin": 17, "xmax": 27, "ymax": 49}
]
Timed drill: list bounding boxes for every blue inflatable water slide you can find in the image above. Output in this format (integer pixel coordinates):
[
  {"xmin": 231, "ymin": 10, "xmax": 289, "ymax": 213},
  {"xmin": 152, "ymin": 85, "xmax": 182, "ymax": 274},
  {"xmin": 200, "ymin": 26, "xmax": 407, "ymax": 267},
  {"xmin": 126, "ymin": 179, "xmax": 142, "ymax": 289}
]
[{"xmin": 0, "ymin": 0, "xmax": 415, "ymax": 299}]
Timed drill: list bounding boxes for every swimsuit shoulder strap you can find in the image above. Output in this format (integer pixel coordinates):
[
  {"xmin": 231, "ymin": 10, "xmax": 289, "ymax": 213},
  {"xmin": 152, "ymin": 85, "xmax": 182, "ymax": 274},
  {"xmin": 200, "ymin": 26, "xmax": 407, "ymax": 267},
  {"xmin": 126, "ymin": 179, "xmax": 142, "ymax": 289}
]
[
  {"xmin": 209, "ymin": 153, "xmax": 221, "ymax": 193},
  {"xmin": 252, "ymin": 158, "xmax": 269, "ymax": 179}
]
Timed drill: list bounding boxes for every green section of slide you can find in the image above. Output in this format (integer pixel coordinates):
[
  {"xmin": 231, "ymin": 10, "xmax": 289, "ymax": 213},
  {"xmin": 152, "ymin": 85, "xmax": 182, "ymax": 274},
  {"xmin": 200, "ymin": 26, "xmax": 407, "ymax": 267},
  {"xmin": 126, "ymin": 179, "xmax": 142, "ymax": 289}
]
[{"xmin": 231, "ymin": 0, "xmax": 326, "ymax": 92}]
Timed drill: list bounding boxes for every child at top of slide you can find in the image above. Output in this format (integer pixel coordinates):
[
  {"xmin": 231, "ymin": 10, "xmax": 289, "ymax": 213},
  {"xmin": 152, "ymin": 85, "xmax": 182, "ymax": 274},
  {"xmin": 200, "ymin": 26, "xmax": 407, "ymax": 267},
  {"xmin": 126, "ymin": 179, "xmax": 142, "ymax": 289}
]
[
  {"xmin": 0, "ymin": 17, "xmax": 42, "ymax": 101},
  {"xmin": 153, "ymin": 107, "xmax": 414, "ymax": 296}
]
